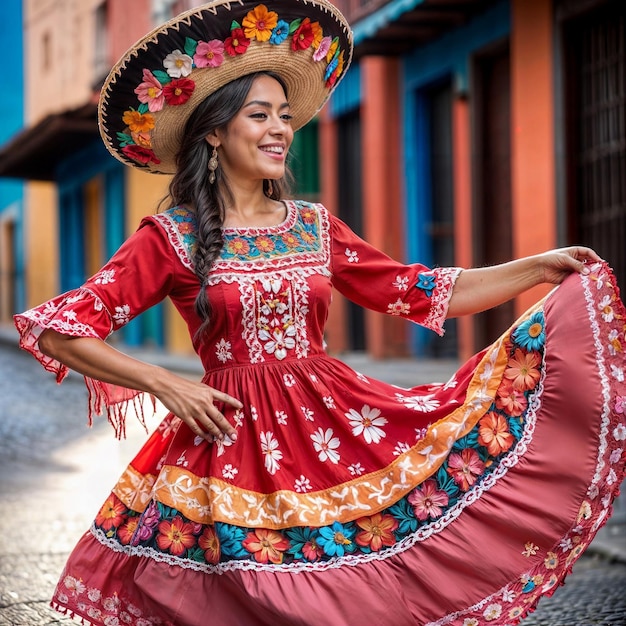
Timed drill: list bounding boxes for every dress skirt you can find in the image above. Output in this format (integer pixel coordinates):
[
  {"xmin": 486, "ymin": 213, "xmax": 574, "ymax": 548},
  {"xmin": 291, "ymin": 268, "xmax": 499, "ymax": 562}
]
[{"xmin": 42, "ymin": 262, "xmax": 626, "ymax": 626}]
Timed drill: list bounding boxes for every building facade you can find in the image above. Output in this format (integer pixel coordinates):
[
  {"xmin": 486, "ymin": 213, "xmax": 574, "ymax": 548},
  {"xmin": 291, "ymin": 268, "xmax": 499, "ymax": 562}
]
[
  {"xmin": 323, "ymin": 0, "xmax": 624, "ymax": 361},
  {"xmin": 0, "ymin": 0, "xmax": 624, "ymax": 363}
]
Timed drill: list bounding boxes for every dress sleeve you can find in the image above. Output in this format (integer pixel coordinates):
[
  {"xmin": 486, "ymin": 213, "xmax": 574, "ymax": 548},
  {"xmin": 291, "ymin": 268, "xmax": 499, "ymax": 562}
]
[
  {"xmin": 13, "ymin": 218, "xmax": 177, "ymax": 437},
  {"xmin": 329, "ymin": 214, "xmax": 462, "ymax": 336}
]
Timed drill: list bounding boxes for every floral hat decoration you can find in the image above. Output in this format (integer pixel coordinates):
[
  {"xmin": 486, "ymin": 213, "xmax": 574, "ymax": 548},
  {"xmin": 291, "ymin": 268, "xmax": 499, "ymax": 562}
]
[{"xmin": 98, "ymin": 0, "xmax": 353, "ymax": 174}]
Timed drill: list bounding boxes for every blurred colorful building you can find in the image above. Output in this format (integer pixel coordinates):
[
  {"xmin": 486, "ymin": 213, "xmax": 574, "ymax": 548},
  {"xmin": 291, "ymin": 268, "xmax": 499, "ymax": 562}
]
[{"xmin": 0, "ymin": 0, "xmax": 623, "ymax": 362}]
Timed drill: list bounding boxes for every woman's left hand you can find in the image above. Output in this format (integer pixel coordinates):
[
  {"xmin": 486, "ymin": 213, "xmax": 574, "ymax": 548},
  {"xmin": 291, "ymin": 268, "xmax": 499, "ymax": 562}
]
[{"xmin": 536, "ymin": 246, "xmax": 603, "ymax": 284}]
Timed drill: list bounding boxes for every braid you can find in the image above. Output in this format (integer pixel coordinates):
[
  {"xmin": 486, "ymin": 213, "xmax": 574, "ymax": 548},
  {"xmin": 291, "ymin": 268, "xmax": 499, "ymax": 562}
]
[{"xmin": 165, "ymin": 71, "xmax": 291, "ymax": 342}]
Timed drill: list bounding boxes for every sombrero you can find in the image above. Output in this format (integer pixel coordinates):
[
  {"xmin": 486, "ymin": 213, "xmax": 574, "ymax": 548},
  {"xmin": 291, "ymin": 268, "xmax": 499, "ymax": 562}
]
[{"xmin": 98, "ymin": 0, "xmax": 353, "ymax": 174}]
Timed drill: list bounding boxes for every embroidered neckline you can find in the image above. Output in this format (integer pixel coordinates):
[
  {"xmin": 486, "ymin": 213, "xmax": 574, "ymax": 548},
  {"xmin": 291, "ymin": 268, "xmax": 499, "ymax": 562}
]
[{"xmin": 221, "ymin": 200, "xmax": 296, "ymax": 236}]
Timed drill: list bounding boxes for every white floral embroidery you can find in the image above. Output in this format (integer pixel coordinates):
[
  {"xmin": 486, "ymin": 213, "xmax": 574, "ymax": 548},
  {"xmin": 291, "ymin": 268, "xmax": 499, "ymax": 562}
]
[
  {"xmin": 393, "ymin": 442, "xmax": 410, "ymax": 456},
  {"xmin": 598, "ymin": 295, "xmax": 615, "ymax": 322},
  {"xmin": 260, "ymin": 326, "xmax": 296, "ymax": 360},
  {"xmin": 250, "ymin": 406, "xmax": 259, "ymax": 421},
  {"xmin": 311, "ymin": 427, "xmax": 340, "ymax": 464},
  {"xmin": 62, "ymin": 309, "xmax": 77, "ymax": 322},
  {"xmin": 87, "ymin": 588, "xmax": 101, "ymax": 602},
  {"xmin": 260, "ymin": 431, "xmax": 282, "ymax": 475},
  {"xmin": 193, "ymin": 436, "xmax": 204, "ymax": 446},
  {"xmin": 611, "ymin": 364, "xmax": 624, "ymax": 382},
  {"xmin": 233, "ymin": 409, "xmax": 244, "ymax": 428},
  {"xmin": 387, "ymin": 298, "xmax": 410, "ymax": 316},
  {"xmin": 501, "ymin": 589, "xmax": 515, "ymax": 603},
  {"xmin": 613, "ymin": 424, "xmax": 626, "ymax": 441},
  {"xmin": 64, "ymin": 575, "xmax": 86, "ymax": 594},
  {"xmin": 275, "ymin": 410, "xmax": 288, "ymax": 425},
  {"xmin": 396, "ymin": 393, "xmax": 441, "ymax": 412},
  {"xmin": 113, "ymin": 304, "xmax": 131, "ymax": 326},
  {"xmin": 103, "ymin": 595, "xmax": 120, "ymax": 611},
  {"xmin": 607, "ymin": 469, "xmax": 618, "ymax": 485},
  {"xmin": 348, "ymin": 462, "xmax": 365, "ymax": 476},
  {"xmin": 607, "ymin": 329, "xmax": 620, "ymax": 355},
  {"xmin": 345, "ymin": 405, "xmax": 387, "ymax": 444},
  {"xmin": 559, "ymin": 537, "xmax": 573, "ymax": 552},
  {"xmin": 215, "ymin": 338, "xmax": 233, "ymax": 363},
  {"xmin": 309, "ymin": 374, "xmax": 318, "ymax": 383},
  {"xmin": 176, "ymin": 452, "xmax": 189, "ymax": 467},
  {"xmin": 609, "ymin": 448, "xmax": 622, "ymax": 463},
  {"xmin": 415, "ymin": 427, "xmax": 428, "ymax": 440},
  {"xmin": 323, "ymin": 395, "xmax": 336, "ymax": 409},
  {"xmin": 393, "ymin": 275, "xmax": 409, "ymax": 291},
  {"xmin": 222, "ymin": 464, "xmax": 238, "ymax": 479},
  {"xmin": 94, "ymin": 269, "xmax": 116, "ymax": 285},
  {"xmin": 482, "ymin": 603, "xmax": 502, "ymax": 620},
  {"xmin": 283, "ymin": 373, "xmax": 296, "ymax": 387},
  {"xmin": 294, "ymin": 475, "xmax": 312, "ymax": 492},
  {"xmin": 301, "ymin": 406, "xmax": 315, "ymax": 421},
  {"xmin": 355, "ymin": 371, "xmax": 370, "ymax": 384},
  {"xmin": 462, "ymin": 619, "xmax": 479, "ymax": 626},
  {"xmin": 345, "ymin": 248, "xmax": 359, "ymax": 263},
  {"xmin": 215, "ymin": 433, "xmax": 235, "ymax": 457}
]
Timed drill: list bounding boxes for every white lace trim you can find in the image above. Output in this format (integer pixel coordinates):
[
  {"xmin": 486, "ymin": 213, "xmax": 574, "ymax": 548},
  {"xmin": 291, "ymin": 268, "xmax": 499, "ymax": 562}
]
[{"xmin": 422, "ymin": 267, "xmax": 462, "ymax": 336}]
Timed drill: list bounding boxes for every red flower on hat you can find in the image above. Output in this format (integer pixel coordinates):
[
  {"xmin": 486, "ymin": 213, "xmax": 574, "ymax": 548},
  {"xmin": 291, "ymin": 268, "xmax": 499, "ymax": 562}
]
[
  {"xmin": 121, "ymin": 144, "xmax": 161, "ymax": 165},
  {"xmin": 163, "ymin": 78, "xmax": 195, "ymax": 106},
  {"xmin": 225, "ymin": 28, "xmax": 251, "ymax": 56},
  {"xmin": 291, "ymin": 18, "xmax": 315, "ymax": 51}
]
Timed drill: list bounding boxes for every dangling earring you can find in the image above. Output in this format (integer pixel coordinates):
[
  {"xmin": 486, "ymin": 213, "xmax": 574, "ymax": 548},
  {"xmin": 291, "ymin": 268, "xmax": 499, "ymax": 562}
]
[
  {"xmin": 266, "ymin": 179, "xmax": 274, "ymax": 197},
  {"xmin": 208, "ymin": 146, "xmax": 218, "ymax": 184}
]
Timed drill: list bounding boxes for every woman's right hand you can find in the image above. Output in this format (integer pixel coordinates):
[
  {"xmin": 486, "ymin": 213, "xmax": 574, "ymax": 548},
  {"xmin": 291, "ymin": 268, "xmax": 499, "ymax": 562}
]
[{"xmin": 153, "ymin": 368, "xmax": 242, "ymax": 442}]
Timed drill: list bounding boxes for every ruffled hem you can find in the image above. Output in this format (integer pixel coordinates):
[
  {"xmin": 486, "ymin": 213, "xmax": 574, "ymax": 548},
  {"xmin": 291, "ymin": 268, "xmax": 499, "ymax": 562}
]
[{"xmin": 13, "ymin": 288, "xmax": 154, "ymax": 439}]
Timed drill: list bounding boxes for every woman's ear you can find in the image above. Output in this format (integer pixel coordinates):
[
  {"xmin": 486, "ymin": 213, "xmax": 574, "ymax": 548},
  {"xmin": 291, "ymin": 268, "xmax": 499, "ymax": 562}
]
[{"xmin": 205, "ymin": 131, "xmax": 220, "ymax": 149}]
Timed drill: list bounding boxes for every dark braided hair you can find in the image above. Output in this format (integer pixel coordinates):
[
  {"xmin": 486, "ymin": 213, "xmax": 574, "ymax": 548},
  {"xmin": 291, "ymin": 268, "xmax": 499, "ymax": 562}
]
[{"xmin": 166, "ymin": 72, "xmax": 291, "ymax": 342}]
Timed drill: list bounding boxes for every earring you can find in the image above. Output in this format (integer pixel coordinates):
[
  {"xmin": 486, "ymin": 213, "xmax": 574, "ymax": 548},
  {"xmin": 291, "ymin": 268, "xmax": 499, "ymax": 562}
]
[
  {"xmin": 208, "ymin": 146, "xmax": 218, "ymax": 184},
  {"xmin": 266, "ymin": 179, "xmax": 274, "ymax": 197}
]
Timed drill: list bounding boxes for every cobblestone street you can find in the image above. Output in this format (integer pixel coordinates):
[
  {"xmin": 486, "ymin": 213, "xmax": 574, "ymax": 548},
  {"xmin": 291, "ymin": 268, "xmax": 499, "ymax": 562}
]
[{"xmin": 0, "ymin": 340, "xmax": 625, "ymax": 625}]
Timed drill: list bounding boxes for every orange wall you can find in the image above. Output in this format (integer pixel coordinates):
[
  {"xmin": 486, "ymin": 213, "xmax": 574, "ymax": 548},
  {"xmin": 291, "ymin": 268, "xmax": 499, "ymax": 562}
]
[
  {"xmin": 360, "ymin": 57, "xmax": 406, "ymax": 358},
  {"xmin": 511, "ymin": 0, "xmax": 557, "ymax": 314},
  {"xmin": 452, "ymin": 97, "xmax": 474, "ymax": 362}
]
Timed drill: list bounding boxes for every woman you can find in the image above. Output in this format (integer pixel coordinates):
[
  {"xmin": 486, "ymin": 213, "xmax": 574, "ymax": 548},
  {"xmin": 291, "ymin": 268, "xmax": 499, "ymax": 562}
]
[{"xmin": 15, "ymin": 1, "xmax": 625, "ymax": 625}]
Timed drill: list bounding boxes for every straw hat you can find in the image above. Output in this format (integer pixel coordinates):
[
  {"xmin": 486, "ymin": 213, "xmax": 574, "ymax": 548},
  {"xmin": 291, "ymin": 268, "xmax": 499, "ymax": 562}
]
[{"xmin": 98, "ymin": 0, "xmax": 353, "ymax": 174}]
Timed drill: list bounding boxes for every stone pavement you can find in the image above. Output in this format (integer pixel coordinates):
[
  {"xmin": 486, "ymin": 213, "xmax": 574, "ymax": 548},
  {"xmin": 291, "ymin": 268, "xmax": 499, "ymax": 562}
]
[{"xmin": 0, "ymin": 325, "xmax": 625, "ymax": 625}]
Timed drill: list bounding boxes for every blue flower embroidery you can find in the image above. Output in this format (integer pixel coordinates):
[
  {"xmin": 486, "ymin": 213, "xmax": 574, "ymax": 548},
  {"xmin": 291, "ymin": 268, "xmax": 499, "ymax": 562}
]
[
  {"xmin": 317, "ymin": 521, "xmax": 356, "ymax": 557},
  {"xmin": 415, "ymin": 273, "xmax": 436, "ymax": 297},
  {"xmin": 512, "ymin": 311, "xmax": 545, "ymax": 351}
]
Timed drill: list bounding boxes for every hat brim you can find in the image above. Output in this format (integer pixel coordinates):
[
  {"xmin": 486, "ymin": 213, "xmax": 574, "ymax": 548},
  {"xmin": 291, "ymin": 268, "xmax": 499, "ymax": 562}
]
[{"xmin": 99, "ymin": 0, "xmax": 353, "ymax": 174}]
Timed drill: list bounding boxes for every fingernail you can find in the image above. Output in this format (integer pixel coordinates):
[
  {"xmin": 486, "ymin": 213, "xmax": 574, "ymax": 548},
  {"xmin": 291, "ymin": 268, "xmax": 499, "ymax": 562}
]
[
  {"xmin": 230, "ymin": 432, "xmax": 238, "ymax": 441},
  {"xmin": 582, "ymin": 266, "xmax": 590, "ymax": 275}
]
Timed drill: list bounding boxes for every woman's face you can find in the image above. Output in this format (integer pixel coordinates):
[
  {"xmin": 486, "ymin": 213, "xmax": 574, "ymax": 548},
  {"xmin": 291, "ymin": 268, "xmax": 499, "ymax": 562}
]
[{"xmin": 211, "ymin": 75, "xmax": 293, "ymax": 186}]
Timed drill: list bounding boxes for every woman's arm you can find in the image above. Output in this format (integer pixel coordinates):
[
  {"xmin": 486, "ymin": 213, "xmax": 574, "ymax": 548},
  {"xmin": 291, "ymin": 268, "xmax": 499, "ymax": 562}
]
[
  {"xmin": 38, "ymin": 329, "xmax": 241, "ymax": 441},
  {"xmin": 447, "ymin": 246, "xmax": 602, "ymax": 318}
]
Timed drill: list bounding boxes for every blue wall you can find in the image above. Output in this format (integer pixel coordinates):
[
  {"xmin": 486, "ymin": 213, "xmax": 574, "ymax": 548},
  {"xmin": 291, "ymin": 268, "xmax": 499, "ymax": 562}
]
[
  {"xmin": 402, "ymin": 0, "xmax": 510, "ymax": 354},
  {"xmin": 0, "ymin": 0, "xmax": 25, "ymax": 312}
]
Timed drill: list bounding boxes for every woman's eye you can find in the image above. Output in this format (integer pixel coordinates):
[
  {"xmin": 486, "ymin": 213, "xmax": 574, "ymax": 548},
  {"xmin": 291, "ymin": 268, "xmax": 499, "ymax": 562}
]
[{"xmin": 281, "ymin": 114, "xmax": 293, "ymax": 122}]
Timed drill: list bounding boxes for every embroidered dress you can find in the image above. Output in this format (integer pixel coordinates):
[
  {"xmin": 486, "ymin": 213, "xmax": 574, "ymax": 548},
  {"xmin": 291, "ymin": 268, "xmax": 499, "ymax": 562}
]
[{"xmin": 14, "ymin": 201, "xmax": 626, "ymax": 626}]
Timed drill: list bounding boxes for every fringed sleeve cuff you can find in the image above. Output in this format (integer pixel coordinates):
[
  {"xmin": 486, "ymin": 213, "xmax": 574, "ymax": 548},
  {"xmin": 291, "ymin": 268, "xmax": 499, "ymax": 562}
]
[{"xmin": 13, "ymin": 287, "xmax": 155, "ymax": 439}]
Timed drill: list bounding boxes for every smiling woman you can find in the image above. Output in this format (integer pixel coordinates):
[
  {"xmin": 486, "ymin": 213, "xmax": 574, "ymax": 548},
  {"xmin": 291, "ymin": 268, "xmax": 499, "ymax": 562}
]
[{"xmin": 12, "ymin": 1, "xmax": 626, "ymax": 625}]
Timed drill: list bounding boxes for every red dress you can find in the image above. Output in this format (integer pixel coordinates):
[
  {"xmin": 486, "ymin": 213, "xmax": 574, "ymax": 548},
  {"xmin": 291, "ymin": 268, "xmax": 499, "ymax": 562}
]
[{"xmin": 15, "ymin": 200, "xmax": 626, "ymax": 625}]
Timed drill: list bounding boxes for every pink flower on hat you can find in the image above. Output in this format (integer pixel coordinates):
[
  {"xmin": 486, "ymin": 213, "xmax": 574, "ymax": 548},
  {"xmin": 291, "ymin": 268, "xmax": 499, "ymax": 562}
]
[
  {"xmin": 193, "ymin": 40, "xmax": 225, "ymax": 68},
  {"xmin": 314, "ymin": 36, "xmax": 331, "ymax": 62},
  {"xmin": 163, "ymin": 78, "xmax": 195, "ymax": 105},
  {"xmin": 134, "ymin": 69, "xmax": 165, "ymax": 112},
  {"xmin": 163, "ymin": 49, "xmax": 193, "ymax": 78}
]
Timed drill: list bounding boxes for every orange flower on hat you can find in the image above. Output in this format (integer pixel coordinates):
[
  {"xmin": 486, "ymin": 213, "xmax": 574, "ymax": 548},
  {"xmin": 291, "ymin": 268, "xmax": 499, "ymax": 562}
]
[
  {"xmin": 310, "ymin": 21, "xmax": 323, "ymax": 49},
  {"xmin": 243, "ymin": 4, "xmax": 278, "ymax": 42},
  {"xmin": 122, "ymin": 109, "xmax": 155, "ymax": 133}
]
